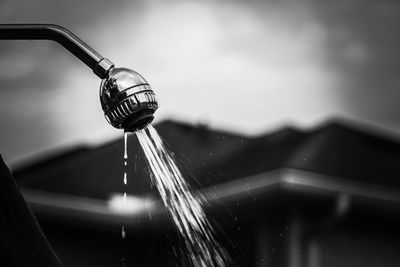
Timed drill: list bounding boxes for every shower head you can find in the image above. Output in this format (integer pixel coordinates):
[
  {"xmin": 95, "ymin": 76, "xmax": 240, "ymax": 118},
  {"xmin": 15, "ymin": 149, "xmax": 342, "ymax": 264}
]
[
  {"xmin": 100, "ymin": 68, "xmax": 158, "ymax": 132},
  {"xmin": 0, "ymin": 24, "xmax": 158, "ymax": 132}
]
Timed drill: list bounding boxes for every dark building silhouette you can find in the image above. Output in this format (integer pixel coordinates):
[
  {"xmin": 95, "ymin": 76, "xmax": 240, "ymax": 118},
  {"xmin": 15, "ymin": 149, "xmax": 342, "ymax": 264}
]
[{"xmin": 13, "ymin": 119, "xmax": 400, "ymax": 267}]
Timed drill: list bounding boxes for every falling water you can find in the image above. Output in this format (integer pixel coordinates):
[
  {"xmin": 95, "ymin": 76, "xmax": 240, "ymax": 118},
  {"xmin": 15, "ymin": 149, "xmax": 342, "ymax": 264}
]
[
  {"xmin": 122, "ymin": 131, "xmax": 128, "ymax": 239},
  {"xmin": 137, "ymin": 125, "xmax": 228, "ymax": 267}
]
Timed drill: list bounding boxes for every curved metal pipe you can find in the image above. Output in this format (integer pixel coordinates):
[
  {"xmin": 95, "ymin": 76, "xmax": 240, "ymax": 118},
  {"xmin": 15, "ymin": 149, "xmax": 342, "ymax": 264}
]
[
  {"xmin": 0, "ymin": 24, "xmax": 114, "ymax": 78},
  {"xmin": 0, "ymin": 23, "xmax": 158, "ymax": 132}
]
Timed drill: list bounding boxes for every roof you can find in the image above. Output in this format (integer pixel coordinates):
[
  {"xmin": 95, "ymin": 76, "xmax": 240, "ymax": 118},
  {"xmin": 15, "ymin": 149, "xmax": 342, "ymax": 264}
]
[
  {"xmin": 14, "ymin": 120, "xmax": 251, "ymax": 200},
  {"xmin": 208, "ymin": 121, "xmax": 400, "ymax": 188},
  {"xmin": 11, "ymin": 119, "xmax": 400, "ymax": 229},
  {"xmin": 14, "ymin": 119, "xmax": 400, "ymax": 199}
]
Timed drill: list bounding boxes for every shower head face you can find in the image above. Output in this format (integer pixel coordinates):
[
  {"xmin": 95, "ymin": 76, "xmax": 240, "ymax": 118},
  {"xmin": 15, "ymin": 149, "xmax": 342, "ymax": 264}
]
[{"xmin": 100, "ymin": 68, "xmax": 158, "ymax": 132}]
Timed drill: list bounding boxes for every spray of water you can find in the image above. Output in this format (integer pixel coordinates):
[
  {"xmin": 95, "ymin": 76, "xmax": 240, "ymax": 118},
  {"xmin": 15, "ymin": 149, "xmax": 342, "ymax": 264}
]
[{"xmin": 137, "ymin": 125, "xmax": 228, "ymax": 267}]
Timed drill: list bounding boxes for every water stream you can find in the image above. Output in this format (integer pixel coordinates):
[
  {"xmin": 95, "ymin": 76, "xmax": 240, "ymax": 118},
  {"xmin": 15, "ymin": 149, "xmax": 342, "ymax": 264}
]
[
  {"xmin": 136, "ymin": 125, "xmax": 228, "ymax": 267},
  {"xmin": 122, "ymin": 131, "xmax": 128, "ymax": 239}
]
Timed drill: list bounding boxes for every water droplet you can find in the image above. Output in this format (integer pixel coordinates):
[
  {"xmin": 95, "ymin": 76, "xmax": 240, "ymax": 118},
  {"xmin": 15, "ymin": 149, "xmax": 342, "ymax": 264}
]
[
  {"xmin": 122, "ymin": 132, "xmax": 129, "ymax": 262},
  {"xmin": 124, "ymin": 132, "xmax": 128, "ymax": 160},
  {"xmin": 121, "ymin": 226, "xmax": 126, "ymax": 239}
]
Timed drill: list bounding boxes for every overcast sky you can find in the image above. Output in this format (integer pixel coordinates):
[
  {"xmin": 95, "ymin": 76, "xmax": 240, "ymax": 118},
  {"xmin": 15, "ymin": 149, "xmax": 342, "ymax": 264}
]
[{"xmin": 1, "ymin": 0, "xmax": 400, "ymax": 165}]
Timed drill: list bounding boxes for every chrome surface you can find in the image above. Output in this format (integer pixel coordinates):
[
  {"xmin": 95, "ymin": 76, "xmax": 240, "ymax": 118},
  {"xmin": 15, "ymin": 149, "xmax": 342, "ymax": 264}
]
[
  {"xmin": 0, "ymin": 24, "xmax": 158, "ymax": 132},
  {"xmin": 94, "ymin": 58, "xmax": 114, "ymax": 79},
  {"xmin": 100, "ymin": 68, "xmax": 158, "ymax": 132},
  {"xmin": 0, "ymin": 24, "xmax": 157, "ymax": 132},
  {"xmin": 0, "ymin": 24, "xmax": 115, "ymax": 78}
]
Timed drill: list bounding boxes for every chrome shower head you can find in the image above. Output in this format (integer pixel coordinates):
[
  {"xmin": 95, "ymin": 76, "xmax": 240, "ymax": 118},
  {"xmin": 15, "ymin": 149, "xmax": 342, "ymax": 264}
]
[
  {"xmin": 100, "ymin": 68, "xmax": 158, "ymax": 132},
  {"xmin": 0, "ymin": 24, "xmax": 159, "ymax": 132}
]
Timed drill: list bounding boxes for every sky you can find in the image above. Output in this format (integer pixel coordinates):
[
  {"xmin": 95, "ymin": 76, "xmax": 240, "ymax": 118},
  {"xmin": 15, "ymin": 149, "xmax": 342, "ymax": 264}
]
[{"xmin": 1, "ymin": 0, "xmax": 400, "ymax": 165}]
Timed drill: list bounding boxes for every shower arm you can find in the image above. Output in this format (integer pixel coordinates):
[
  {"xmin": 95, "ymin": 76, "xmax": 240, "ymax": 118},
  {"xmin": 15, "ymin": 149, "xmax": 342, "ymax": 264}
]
[
  {"xmin": 0, "ymin": 24, "xmax": 158, "ymax": 132},
  {"xmin": 0, "ymin": 24, "xmax": 114, "ymax": 79}
]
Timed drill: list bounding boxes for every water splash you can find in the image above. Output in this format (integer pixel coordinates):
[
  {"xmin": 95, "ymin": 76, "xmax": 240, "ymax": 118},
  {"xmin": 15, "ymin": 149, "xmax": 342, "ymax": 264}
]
[{"xmin": 137, "ymin": 125, "xmax": 228, "ymax": 267}]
